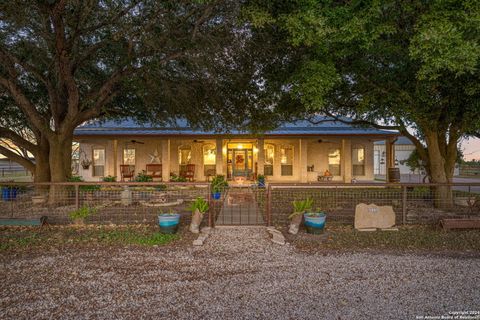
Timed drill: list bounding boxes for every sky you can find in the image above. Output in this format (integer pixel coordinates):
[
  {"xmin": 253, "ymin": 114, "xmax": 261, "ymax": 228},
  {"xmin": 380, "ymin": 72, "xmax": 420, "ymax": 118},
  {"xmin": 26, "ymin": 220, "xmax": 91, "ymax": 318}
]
[{"xmin": 462, "ymin": 137, "xmax": 480, "ymax": 161}]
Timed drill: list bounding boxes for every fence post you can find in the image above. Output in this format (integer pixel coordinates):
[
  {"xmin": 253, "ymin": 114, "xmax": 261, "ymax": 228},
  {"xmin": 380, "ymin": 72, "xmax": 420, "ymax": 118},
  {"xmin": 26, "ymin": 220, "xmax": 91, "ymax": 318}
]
[
  {"xmin": 75, "ymin": 184, "xmax": 79, "ymax": 210},
  {"xmin": 267, "ymin": 185, "xmax": 272, "ymax": 226},
  {"xmin": 402, "ymin": 185, "xmax": 407, "ymax": 225},
  {"xmin": 208, "ymin": 183, "xmax": 213, "ymax": 228}
]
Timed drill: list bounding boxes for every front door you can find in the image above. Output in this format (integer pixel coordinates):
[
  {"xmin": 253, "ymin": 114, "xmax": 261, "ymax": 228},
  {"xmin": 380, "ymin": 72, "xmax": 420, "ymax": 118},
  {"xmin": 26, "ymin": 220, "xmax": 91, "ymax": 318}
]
[{"xmin": 233, "ymin": 149, "xmax": 248, "ymax": 177}]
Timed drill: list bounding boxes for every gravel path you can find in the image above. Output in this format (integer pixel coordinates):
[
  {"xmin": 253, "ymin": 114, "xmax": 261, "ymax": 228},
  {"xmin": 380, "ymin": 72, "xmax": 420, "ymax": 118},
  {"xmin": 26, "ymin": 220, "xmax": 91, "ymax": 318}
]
[{"xmin": 1, "ymin": 227, "xmax": 479, "ymax": 319}]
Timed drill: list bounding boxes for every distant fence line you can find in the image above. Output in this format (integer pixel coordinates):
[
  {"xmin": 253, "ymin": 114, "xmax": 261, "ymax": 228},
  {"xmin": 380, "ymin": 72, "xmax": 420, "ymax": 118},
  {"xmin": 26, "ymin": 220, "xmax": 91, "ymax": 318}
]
[{"xmin": 0, "ymin": 182, "xmax": 479, "ymax": 226}]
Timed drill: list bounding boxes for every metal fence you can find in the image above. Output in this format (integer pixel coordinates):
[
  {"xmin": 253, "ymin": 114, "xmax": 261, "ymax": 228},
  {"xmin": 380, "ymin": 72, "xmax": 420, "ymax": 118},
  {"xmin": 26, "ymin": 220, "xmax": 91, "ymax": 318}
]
[{"xmin": 0, "ymin": 182, "xmax": 479, "ymax": 227}]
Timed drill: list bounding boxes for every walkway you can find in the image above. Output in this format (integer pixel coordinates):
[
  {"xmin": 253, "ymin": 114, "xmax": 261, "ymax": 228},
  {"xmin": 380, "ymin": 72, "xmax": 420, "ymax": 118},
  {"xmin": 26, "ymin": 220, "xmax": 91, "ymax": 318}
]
[{"xmin": 215, "ymin": 187, "xmax": 264, "ymax": 225}]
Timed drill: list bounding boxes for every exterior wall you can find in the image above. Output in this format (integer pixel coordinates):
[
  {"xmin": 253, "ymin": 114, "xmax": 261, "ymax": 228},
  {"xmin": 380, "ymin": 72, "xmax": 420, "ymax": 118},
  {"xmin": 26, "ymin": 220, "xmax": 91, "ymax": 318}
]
[
  {"xmin": 374, "ymin": 144, "xmax": 416, "ymax": 175},
  {"xmin": 77, "ymin": 136, "xmax": 376, "ymax": 182}
]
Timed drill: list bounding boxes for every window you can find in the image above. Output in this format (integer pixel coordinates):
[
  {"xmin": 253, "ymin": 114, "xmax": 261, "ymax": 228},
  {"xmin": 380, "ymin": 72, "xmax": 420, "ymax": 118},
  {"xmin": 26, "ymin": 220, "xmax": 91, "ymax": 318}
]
[
  {"xmin": 203, "ymin": 144, "xmax": 216, "ymax": 176},
  {"xmin": 352, "ymin": 145, "xmax": 365, "ymax": 176},
  {"xmin": 123, "ymin": 148, "xmax": 135, "ymax": 165},
  {"xmin": 328, "ymin": 148, "xmax": 341, "ymax": 176},
  {"xmin": 178, "ymin": 145, "xmax": 192, "ymax": 165},
  {"xmin": 280, "ymin": 145, "xmax": 293, "ymax": 176},
  {"xmin": 92, "ymin": 148, "xmax": 105, "ymax": 176},
  {"xmin": 264, "ymin": 144, "xmax": 274, "ymax": 176}
]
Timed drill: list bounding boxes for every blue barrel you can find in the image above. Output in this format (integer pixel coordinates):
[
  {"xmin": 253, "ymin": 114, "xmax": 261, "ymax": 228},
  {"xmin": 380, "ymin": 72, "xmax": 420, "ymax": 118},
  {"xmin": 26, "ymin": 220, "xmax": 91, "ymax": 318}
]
[{"xmin": 2, "ymin": 187, "xmax": 17, "ymax": 201}]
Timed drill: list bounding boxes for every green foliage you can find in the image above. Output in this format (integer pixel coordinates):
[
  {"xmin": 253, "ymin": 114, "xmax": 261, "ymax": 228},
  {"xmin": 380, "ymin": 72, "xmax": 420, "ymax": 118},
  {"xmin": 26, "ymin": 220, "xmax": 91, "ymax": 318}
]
[
  {"xmin": 67, "ymin": 176, "xmax": 100, "ymax": 191},
  {"xmin": 102, "ymin": 175, "xmax": 117, "ymax": 182},
  {"xmin": 69, "ymin": 206, "xmax": 97, "ymax": 221},
  {"xmin": 188, "ymin": 197, "xmax": 209, "ymax": 214},
  {"xmin": 211, "ymin": 175, "xmax": 228, "ymax": 193},
  {"xmin": 170, "ymin": 174, "xmax": 187, "ymax": 182},
  {"xmin": 289, "ymin": 198, "xmax": 313, "ymax": 218},
  {"xmin": 305, "ymin": 210, "xmax": 326, "ymax": 217},
  {"xmin": 135, "ymin": 171, "xmax": 153, "ymax": 182}
]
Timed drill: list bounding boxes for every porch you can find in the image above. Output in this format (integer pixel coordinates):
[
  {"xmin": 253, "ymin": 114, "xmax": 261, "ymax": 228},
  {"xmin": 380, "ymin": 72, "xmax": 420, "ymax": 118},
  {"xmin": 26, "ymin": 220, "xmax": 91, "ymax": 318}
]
[{"xmin": 75, "ymin": 136, "xmax": 398, "ymax": 183}]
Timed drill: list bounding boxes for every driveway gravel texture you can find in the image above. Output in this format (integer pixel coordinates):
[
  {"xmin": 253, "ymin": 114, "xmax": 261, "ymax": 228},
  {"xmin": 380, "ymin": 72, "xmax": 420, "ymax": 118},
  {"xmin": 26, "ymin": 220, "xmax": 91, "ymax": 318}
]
[{"xmin": 1, "ymin": 227, "xmax": 479, "ymax": 320}]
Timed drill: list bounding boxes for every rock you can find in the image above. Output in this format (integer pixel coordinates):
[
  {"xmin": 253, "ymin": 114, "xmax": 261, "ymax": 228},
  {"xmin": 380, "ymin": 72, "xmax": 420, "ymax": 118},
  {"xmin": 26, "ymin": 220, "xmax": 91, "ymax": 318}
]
[
  {"xmin": 189, "ymin": 223, "xmax": 200, "ymax": 234},
  {"xmin": 200, "ymin": 227, "xmax": 211, "ymax": 234},
  {"xmin": 354, "ymin": 203, "xmax": 396, "ymax": 230},
  {"xmin": 288, "ymin": 224, "xmax": 299, "ymax": 235},
  {"xmin": 193, "ymin": 239, "xmax": 203, "ymax": 246}
]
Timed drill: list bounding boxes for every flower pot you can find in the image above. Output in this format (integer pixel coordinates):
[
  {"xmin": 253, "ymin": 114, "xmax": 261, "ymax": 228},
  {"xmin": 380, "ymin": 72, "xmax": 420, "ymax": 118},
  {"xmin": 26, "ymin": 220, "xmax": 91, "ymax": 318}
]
[
  {"xmin": 288, "ymin": 212, "xmax": 303, "ymax": 234},
  {"xmin": 189, "ymin": 209, "xmax": 203, "ymax": 233},
  {"xmin": 258, "ymin": 180, "xmax": 265, "ymax": 188},
  {"xmin": 304, "ymin": 213, "xmax": 327, "ymax": 234},
  {"xmin": 158, "ymin": 213, "xmax": 180, "ymax": 234},
  {"xmin": 2, "ymin": 187, "xmax": 18, "ymax": 201},
  {"xmin": 212, "ymin": 192, "xmax": 221, "ymax": 200}
]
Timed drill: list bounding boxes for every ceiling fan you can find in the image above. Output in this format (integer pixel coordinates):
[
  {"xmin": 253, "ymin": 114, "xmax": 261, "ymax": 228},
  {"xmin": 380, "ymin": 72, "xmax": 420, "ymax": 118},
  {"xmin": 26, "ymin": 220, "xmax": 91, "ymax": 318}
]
[{"xmin": 130, "ymin": 139, "xmax": 145, "ymax": 144}]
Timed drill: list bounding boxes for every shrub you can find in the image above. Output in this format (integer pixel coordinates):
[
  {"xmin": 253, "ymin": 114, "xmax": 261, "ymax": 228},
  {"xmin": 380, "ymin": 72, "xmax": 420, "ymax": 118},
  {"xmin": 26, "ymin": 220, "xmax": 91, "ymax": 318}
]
[
  {"xmin": 69, "ymin": 205, "xmax": 97, "ymax": 220},
  {"xmin": 188, "ymin": 197, "xmax": 209, "ymax": 214}
]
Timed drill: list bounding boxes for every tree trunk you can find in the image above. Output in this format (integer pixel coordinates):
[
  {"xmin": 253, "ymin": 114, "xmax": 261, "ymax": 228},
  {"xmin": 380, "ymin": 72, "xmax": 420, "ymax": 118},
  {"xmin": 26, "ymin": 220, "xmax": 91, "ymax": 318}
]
[
  {"xmin": 425, "ymin": 131, "xmax": 453, "ymax": 209},
  {"xmin": 48, "ymin": 133, "xmax": 73, "ymax": 203},
  {"xmin": 34, "ymin": 137, "xmax": 50, "ymax": 183}
]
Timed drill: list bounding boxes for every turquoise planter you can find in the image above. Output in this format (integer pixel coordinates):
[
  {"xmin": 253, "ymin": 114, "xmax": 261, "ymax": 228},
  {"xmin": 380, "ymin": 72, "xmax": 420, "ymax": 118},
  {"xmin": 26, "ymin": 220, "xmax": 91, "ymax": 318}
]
[
  {"xmin": 158, "ymin": 213, "xmax": 180, "ymax": 234},
  {"xmin": 304, "ymin": 213, "xmax": 326, "ymax": 234}
]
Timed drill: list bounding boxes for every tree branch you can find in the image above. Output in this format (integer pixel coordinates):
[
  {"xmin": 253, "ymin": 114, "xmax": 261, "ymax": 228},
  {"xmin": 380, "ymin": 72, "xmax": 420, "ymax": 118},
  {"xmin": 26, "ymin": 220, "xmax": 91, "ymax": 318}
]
[
  {"xmin": 0, "ymin": 145, "xmax": 35, "ymax": 173},
  {"xmin": 0, "ymin": 127, "xmax": 38, "ymax": 154}
]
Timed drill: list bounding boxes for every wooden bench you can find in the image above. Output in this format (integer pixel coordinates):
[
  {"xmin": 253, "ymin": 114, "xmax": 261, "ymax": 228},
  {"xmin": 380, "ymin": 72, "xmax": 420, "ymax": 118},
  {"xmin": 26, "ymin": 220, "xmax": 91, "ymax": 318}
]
[
  {"xmin": 0, "ymin": 216, "xmax": 48, "ymax": 226},
  {"xmin": 440, "ymin": 218, "xmax": 480, "ymax": 230}
]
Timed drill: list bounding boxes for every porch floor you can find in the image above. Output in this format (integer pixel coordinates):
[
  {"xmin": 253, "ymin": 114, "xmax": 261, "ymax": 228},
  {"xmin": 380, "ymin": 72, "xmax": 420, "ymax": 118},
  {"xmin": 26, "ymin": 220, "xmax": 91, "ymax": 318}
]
[{"xmin": 216, "ymin": 187, "xmax": 264, "ymax": 225}]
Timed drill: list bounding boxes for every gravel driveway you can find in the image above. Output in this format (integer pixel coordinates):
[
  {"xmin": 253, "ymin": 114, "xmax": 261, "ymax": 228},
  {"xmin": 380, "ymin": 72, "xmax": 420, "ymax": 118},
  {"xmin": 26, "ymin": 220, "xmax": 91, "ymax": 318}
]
[{"xmin": 1, "ymin": 227, "xmax": 479, "ymax": 319}]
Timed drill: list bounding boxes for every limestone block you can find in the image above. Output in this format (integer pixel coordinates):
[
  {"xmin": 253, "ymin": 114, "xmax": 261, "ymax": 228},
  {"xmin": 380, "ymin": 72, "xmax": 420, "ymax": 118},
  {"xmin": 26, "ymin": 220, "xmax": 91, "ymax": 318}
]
[{"xmin": 354, "ymin": 203, "xmax": 396, "ymax": 230}]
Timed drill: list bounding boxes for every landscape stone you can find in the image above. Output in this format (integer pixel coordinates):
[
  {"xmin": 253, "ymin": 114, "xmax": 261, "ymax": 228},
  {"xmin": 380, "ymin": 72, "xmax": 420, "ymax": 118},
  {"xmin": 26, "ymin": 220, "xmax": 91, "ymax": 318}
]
[{"xmin": 354, "ymin": 203, "xmax": 396, "ymax": 230}]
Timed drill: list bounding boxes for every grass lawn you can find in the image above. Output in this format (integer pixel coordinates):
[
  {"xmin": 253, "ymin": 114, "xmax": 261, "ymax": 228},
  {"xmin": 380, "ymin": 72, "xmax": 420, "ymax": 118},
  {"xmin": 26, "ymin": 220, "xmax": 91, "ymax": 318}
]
[
  {"xmin": 285, "ymin": 223, "xmax": 480, "ymax": 253},
  {"xmin": 0, "ymin": 225, "xmax": 180, "ymax": 252}
]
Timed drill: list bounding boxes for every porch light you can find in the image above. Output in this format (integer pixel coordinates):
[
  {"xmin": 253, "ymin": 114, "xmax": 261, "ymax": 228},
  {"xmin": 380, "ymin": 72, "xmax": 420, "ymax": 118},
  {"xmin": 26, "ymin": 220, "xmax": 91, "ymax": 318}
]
[
  {"xmin": 253, "ymin": 147, "xmax": 258, "ymax": 153},
  {"xmin": 395, "ymin": 158, "xmax": 399, "ymax": 166},
  {"xmin": 380, "ymin": 158, "xmax": 385, "ymax": 165},
  {"xmin": 238, "ymin": 144, "xmax": 243, "ymax": 149}
]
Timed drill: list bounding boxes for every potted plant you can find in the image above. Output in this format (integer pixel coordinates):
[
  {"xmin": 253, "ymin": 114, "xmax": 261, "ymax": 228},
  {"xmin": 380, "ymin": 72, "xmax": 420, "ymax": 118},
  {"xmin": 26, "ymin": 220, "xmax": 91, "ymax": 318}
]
[
  {"xmin": 81, "ymin": 159, "xmax": 92, "ymax": 170},
  {"xmin": 304, "ymin": 210, "xmax": 327, "ymax": 234},
  {"xmin": 211, "ymin": 175, "xmax": 228, "ymax": 200},
  {"xmin": 69, "ymin": 205, "xmax": 97, "ymax": 225},
  {"xmin": 188, "ymin": 197, "xmax": 209, "ymax": 233},
  {"xmin": 158, "ymin": 210, "xmax": 181, "ymax": 234},
  {"xmin": 135, "ymin": 170, "xmax": 153, "ymax": 182},
  {"xmin": 257, "ymin": 174, "xmax": 266, "ymax": 188},
  {"xmin": 288, "ymin": 198, "xmax": 313, "ymax": 234},
  {"xmin": 102, "ymin": 175, "xmax": 117, "ymax": 182}
]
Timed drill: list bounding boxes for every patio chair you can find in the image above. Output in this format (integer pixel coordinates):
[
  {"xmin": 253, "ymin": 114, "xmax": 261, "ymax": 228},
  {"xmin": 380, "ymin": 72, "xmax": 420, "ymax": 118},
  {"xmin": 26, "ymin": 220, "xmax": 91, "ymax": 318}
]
[
  {"xmin": 146, "ymin": 164, "xmax": 162, "ymax": 181},
  {"xmin": 120, "ymin": 165, "xmax": 135, "ymax": 181},
  {"xmin": 183, "ymin": 164, "xmax": 195, "ymax": 182}
]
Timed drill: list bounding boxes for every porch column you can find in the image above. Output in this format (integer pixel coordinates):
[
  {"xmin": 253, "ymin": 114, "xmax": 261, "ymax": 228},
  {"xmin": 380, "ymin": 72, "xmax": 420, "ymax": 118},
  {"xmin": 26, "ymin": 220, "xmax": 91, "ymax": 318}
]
[
  {"xmin": 299, "ymin": 139, "xmax": 308, "ymax": 183},
  {"xmin": 161, "ymin": 139, "xmax": 171, "ymax": 182},
  {"xmin": 257, "ymin": 138, "xmax": 265, "ymax": 176},
  {"xmin": 385, "ymin": 137, "xmax": 395, "ymax": 181},
  {"xmin": 341, "ymin": 139, "xmax": 352, "ymax": 183},
  {"xmin": 215, "ymin": 138, "xmax": 223, "ymax": 176},
  {"xmin": 113, "ymin": 139, "xmax": 118, "ymax": 178}
]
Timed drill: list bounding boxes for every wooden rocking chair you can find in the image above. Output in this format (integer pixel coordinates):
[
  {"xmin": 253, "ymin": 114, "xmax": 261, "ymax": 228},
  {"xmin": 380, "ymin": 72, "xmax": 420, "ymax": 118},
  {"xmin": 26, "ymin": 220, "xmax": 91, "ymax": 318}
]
[{"xmin": 120, "ymin": 165, "xmax": 135, "ymax": 181}]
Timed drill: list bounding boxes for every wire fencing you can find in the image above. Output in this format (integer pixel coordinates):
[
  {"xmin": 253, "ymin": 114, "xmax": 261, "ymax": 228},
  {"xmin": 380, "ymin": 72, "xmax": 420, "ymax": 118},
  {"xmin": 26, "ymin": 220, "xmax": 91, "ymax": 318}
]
[{"xmin": 0, "ymin": 182, "xmax": 479, "ymax": 226}]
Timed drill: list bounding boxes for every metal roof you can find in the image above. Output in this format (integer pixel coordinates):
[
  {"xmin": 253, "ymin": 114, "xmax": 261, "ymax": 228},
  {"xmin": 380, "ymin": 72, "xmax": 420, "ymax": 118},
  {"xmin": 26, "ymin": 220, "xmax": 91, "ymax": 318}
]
[
  {"xmin": 374, "ymin": 136, "xmax": 414, "ymax": 145},
  {"xmin": 74, "ymin": 117, "xmax": 399, "ymax": 138}
]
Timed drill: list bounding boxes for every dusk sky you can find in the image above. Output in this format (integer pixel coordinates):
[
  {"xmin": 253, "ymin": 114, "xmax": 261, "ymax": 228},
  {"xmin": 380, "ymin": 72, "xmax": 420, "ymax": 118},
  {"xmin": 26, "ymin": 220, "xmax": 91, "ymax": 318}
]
[{"xmin": 462, "ymin": 137, "xmax": 480, "ymax": 161}]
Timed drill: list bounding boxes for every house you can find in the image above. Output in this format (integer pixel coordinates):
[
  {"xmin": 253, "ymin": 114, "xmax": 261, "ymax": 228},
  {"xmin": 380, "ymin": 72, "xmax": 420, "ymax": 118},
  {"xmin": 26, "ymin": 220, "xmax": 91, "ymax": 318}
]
[
  {"xmin": 374, "ymin": 136, "xmax": 416, "ymax": 175},
  {"xmin": 73, "ymin": 117, "xmax": 399, "ymax": 182}
]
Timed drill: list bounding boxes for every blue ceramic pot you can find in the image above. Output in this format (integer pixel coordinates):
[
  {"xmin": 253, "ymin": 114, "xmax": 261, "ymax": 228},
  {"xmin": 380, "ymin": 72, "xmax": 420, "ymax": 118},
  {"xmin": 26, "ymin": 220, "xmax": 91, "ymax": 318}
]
[
  {"xmin": 304, "ymin": 212, "xmax": 327, "ymax": 234},
  {"xmin": 258, "ymin": 180, "xmax": 265, "ymax": 188},
  {"xmin": 212, "ymin": 192, "xmax": 221, "ymax": 200},
  {"xmin": 2, "ymin": 187, "xmax": 17, "ymax": 201},
  {"xmin": 158, "ymin": 213, "xmax": 180, "ymax": 234}
]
